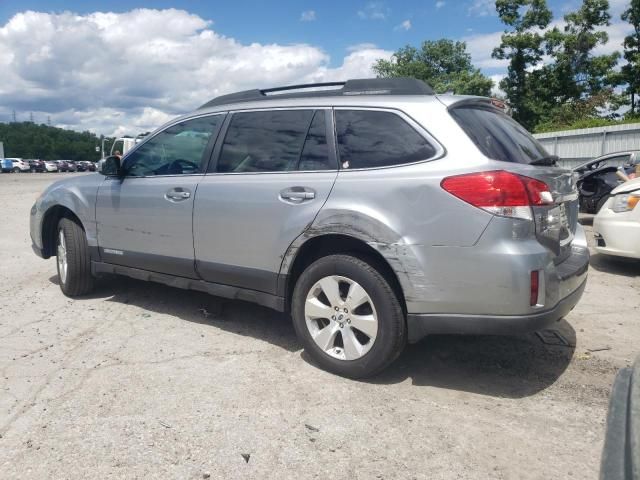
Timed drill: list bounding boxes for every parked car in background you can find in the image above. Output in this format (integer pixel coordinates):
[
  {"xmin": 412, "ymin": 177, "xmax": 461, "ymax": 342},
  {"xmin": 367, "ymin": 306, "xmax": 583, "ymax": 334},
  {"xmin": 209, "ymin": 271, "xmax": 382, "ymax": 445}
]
[
  {"xmin": 65, "ymin": 161, "xmax": 77, "ymax": 172},
  {"xmin": 44, "ymin": 161, "xmax": 58, "ymax": 172},
  {"xmin": 28, "ymin": 159, "xmax": 46, "ymax": 173},
  {"xmin": 30, "ymin": 78, "xmax": 589, "ymax": 378},
  {"xmin": 54, "ymin": 160, "xmax": 69, "ymax": 172},
  {"xmin": 77, "ymin": 161, "xmax": 97, "ymax": 172},
  {"xmin": 574, "ymin": 151, "xmax": 640, "ymax": 213},
  {"xmin": 1, "ymin": 158, "xmax": 13, "ymax": 173},
  {"xmin": 9, "ymin": 158, "xmax": 30, "ymax": 173},
  {"xmin": 593, "ymin": 177, "xmax": 640, "ymax": 259}
]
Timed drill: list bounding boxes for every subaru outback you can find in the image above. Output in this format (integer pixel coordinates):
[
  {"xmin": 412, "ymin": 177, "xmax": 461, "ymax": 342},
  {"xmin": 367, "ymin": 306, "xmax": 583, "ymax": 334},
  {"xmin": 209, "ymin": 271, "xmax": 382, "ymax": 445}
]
[{"xmin": 30, "ymin": 78, "xmax": 589, "ymax": 378}]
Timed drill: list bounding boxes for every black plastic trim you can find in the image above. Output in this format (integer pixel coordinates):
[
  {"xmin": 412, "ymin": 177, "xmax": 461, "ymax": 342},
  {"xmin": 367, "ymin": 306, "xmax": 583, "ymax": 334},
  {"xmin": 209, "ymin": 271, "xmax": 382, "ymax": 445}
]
[
  {"xmin": 91, "ymin": 261, "xmax": 285, "ymax": 311},
  {"xmin": 199, "ymin": 78, "xmax": 435, "ymax": 109},
  {"xmin": 196, "ymin": 260, "xmax": 279, "ymax": 295},
  {"xmin": 406, "ymin": 279, "xmax": 587, "ymax": 343},
  {"xmin": 99, "ymin": 249, "xmax": 199, "ymax": 279}
]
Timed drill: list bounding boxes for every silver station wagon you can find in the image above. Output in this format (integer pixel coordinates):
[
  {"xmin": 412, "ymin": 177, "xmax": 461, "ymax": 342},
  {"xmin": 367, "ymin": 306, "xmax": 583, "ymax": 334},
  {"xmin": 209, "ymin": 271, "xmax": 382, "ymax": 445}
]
[{"xmin": 30, "ymin": 78, "xmax": 589, "ymax": 378}]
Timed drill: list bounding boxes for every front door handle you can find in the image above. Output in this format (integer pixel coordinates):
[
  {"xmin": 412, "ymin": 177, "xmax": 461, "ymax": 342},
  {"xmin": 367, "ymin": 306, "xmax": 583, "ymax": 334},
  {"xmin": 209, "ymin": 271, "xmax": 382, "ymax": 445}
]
[
  {"xmin": 280, "ymin": 187, "xmax": 316, "ymax": 203},
  {"xmin": 165, "ymin": 188, "xmax": 191, "ymax": 202}
]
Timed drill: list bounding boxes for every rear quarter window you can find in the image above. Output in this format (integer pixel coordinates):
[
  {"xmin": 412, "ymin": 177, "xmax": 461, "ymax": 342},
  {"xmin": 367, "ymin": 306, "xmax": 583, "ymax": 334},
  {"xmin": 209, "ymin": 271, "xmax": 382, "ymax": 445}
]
[
  {"xmin": 335, "ymin": 110, "xmax": 436, "ymax": 169},
  {"xmin": 450, "ymin": 105, "xmax": 549, "ymax": 164}
]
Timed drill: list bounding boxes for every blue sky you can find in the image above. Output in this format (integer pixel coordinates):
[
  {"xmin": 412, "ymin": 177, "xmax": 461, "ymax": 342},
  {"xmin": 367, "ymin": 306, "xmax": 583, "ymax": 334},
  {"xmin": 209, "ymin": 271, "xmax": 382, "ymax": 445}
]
[
  {"xmin": 0, "ymin": 1, "xmax": 632, "ymax": 135},
  {"xmin": 2, "ymin": 0, "xmax": 615, "ymax": 71}
]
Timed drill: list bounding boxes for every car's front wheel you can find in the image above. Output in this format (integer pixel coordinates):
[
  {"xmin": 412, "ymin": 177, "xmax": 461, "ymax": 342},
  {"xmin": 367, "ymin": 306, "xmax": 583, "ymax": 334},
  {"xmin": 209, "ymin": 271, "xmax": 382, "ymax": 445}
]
[
  {"xmin": 292, "ymin": 254, "xmax": 406, "ymax": 378},
  {"xmin": 56, "ymin": 217, "xmax": 94, "ymax": 296}
]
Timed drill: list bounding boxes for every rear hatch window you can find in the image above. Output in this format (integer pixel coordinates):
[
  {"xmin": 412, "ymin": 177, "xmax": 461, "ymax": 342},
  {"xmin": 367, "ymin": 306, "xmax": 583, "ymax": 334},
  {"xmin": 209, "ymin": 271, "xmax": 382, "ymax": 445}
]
[{"xmin": 450, "ymin": 105, "xmax": 550, "ymax": 164}]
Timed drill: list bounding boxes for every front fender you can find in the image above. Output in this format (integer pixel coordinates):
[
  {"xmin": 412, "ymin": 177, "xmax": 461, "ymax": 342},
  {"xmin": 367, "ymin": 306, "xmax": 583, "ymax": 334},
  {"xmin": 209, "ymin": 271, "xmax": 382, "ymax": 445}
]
[{"xmin": 31, "ymin": 175, "xmax": 103, "ymax": 253}]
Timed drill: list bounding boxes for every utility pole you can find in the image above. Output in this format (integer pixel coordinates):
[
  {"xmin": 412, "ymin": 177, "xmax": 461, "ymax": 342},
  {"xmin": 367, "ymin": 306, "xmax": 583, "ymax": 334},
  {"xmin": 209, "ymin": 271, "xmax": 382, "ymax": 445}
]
[
  {"xmin": 47, "ymin": 115, "xmax": 51, "ymax": 126},
  {"xmin": 12, "ymin": 110, "xmax": 16, "ymax": 122},
  {"xmin": 29, "ymin": 112, "xmax": 34, "ymax": 123}
]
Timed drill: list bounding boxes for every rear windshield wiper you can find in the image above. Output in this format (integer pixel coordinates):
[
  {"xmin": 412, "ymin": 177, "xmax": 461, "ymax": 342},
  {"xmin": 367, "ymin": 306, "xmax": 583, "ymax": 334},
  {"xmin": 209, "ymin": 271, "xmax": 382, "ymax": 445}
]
[{"xmin": 530, "ymin": 155, "xmax": 559, "ymax": 166}]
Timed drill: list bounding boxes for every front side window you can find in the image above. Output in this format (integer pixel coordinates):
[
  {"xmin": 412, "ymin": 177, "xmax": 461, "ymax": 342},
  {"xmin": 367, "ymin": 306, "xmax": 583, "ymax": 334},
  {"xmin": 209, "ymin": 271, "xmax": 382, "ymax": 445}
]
[
  {"xmin": 123, "ymin": 115, "xmax": 222, "ymax": 176},
  {"xmin": 335, "ymin": 110, "xmax": 436, "ymax": 169},
  {"xmin": 216, "ymin": 110, "xmax": 317, "ymax": 173}
]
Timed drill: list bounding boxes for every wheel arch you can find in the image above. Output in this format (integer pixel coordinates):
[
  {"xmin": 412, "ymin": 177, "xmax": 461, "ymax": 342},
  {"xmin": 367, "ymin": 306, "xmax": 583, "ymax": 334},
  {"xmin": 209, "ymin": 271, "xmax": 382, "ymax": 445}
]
[
  {"xmin": 41, "ymin": 205, "xmax": 84, "ymax": 258},
  {"xmin": 282, "ymin": 233, "xmax": 407, "ymax": 315}
]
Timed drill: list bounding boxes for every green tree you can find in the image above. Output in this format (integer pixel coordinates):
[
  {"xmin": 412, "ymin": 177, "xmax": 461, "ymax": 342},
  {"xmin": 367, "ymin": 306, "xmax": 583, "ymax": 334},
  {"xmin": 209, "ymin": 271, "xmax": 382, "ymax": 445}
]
[
  {"xmin": 622, "ymin": 0, "xmax": 640, "ymax": 114},
  {"xmin": 492, "ymin": 0, "xmax": 553, "ymax": 129},
  {"xmin": 0, "ymin": 122, "xmax": 106, "ymax": 161},
  {"xmin": 546, "ymin": 0, "xmax": 620, "ymax": 101},
  {"xmin": 373, "ymin": 39, "xmax": 493, "ymax": 96}
]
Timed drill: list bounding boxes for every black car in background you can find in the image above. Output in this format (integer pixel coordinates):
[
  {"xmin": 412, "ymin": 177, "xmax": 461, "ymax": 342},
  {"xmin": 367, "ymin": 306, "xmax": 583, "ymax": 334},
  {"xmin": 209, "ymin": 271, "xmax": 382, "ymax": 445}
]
[
  {"xmin": 573, "ymin": 151, "xmax": 639, "ymax": 213},
  {"xmin": 27, "ymin": 159, "xmax": 45, "ymax": 172}
]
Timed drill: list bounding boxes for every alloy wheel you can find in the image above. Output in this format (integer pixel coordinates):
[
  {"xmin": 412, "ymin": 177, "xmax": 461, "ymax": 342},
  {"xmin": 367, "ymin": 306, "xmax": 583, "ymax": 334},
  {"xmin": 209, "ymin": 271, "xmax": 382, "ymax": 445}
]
[{"xmin": 304, "ymin": 275, "xmax": 378, "ymax": 361}]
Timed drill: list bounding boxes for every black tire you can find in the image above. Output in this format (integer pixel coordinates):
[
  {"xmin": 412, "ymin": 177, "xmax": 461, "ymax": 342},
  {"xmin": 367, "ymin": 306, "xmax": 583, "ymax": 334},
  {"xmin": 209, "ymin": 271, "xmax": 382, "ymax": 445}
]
[
  {"xmin": 291, "ymin": 254, "xmax": 406, "ymax": 379},
  {"xmin": 12, "ymin": 167, "xmax": 19, "ymax": 173},
  {"xmin": 56, "ymin": 217, "xmax": 94, "ymax": 296}
]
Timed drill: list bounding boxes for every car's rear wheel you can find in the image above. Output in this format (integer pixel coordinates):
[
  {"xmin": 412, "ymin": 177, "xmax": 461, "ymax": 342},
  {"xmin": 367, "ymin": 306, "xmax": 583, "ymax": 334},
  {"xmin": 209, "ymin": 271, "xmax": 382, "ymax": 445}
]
[
  {"xmin": 12, "ymin": 167, "xmax": 19, "ymax": 173},
  {"xmin": 56, "ymin": 217, "xmax": 94, "ymax": 296},
  {"xmin": 292, "ymin": 254, "xmax": 406, "ymax": 378}
]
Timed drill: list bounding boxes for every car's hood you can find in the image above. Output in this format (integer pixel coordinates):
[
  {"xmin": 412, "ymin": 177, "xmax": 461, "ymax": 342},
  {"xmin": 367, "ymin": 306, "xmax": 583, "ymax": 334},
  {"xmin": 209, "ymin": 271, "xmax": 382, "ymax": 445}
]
[{"xmin": 611, "ymin": 177, "xmax": 640, "ymax": 195}]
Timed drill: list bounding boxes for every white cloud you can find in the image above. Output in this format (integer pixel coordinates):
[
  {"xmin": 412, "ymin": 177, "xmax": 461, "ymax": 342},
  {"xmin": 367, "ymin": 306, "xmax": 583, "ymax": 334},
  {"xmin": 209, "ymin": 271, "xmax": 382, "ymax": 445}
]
[
  {"xmin": 489, "ymin": 74, "xmax": 506, "ymax": 96},
  {"xmin": 462, "ymin": 30, "xmax": 507, "ymax": 70},
  {"xmin": 463, "ymin": 15, "xmax": 632, "ymax": 74},
  {"xmin": 0, "ymin": 9, "xmax": 391, "ymax": 136},
  {"xmin": 300, "ymin": 10, "xmax": 316, "ymax": 22},
  {"xmin": 395, "ymin": 20, "xmax": 412, "ymax": 31},
  {"xmin": 467, "ymin": 0, "xmax": 496, "ymax": 17},
  {"xmin": 436, "ymin": 1, "xmax": 446, "ymax": 9},
  {"xmin": 303, "ymin": 45, "xmax": 393, "ymax": 83},
  {"xmin": 357, "ymin": 2, "xmax": 390, "ymax": 20}
]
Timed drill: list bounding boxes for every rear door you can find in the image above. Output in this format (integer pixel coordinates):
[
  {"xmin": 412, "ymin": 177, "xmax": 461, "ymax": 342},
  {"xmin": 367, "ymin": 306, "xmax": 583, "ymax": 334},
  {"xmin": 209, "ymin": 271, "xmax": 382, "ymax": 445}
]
[
  {"xmin": 193, "ymin": 108, "xmax": 338, "ymax": 294},
  {"xmin": 95, "ymin": 114, "xmax": 224, "ymax": 278}
]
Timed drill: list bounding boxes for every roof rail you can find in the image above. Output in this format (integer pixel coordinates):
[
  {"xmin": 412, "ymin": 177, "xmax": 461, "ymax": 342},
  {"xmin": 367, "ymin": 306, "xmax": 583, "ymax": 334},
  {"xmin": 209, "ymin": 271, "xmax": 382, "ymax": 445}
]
[{"xmin": 198, "ymin": 77, "xmax": 434, "ymax": 109}]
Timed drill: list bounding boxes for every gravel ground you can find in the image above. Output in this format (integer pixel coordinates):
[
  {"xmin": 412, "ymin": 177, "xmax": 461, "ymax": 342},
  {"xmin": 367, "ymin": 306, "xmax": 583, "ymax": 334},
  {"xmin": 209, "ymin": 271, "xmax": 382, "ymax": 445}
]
[{"xmin": 1, "ymin": 172, "xmax": 639, "ymax": 479}]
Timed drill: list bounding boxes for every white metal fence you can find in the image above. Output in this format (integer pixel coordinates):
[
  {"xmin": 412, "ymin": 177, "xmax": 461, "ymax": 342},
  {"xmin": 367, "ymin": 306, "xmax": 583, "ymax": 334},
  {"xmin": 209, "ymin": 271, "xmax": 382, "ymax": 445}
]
[{"xmin": 533, "ymin": 123, "xmax": 640, "ymax": 169}]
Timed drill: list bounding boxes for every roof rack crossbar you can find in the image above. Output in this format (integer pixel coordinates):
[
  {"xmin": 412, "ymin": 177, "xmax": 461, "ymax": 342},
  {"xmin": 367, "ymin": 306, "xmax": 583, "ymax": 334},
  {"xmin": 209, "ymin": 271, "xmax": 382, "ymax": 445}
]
[{"xmin": 198, "ymin": 77, "xmax": 435, "ymax": 109}]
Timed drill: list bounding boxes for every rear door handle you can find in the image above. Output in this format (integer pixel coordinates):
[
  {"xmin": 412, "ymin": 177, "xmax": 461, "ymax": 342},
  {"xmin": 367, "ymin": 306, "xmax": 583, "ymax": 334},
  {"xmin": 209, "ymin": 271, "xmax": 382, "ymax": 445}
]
[
  {"xmin": 280, "ymin": 187, "xmax": 316, "ymax": 203},
  {"xmin": 165, "ymin": 188, "xmax": 191, "ymax": 201}
]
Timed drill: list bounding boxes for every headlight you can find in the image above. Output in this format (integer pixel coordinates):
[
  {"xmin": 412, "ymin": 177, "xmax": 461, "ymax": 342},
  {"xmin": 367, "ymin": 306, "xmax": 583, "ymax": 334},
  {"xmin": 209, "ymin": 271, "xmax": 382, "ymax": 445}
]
[{"xmin": 611, "ymin": 193, "xmax": 640, "ymax": 213}]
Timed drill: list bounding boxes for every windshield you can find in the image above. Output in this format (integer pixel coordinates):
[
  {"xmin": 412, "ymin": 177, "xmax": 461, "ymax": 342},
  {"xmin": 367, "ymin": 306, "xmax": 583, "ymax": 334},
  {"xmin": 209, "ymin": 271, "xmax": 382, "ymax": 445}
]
[{"xmin": 450, "ymin": 105, "xmax": 550, "ymax": 164}]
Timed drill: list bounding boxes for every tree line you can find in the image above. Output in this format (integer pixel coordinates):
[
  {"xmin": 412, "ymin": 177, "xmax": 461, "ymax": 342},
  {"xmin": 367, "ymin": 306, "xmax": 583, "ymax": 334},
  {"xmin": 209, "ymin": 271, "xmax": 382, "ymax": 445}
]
[
  {"xmin": 374, "ymin": 0, "xmax": 640, "ymax": 133},
  {"xmin": 0, "ymin": 121, "xmax": 114, "ymax": 161}
]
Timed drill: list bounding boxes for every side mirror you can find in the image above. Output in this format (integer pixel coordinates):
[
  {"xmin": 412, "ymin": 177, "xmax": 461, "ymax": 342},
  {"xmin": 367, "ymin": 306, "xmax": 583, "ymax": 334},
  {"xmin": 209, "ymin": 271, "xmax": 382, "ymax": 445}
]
[{"xmin": 100, "ymin": 156, "xmax": 122, "ymax": 177}]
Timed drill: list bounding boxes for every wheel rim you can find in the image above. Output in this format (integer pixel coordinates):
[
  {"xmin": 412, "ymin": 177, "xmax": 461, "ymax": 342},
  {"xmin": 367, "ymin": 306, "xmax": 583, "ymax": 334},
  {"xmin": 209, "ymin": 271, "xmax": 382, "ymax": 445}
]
[
  {"xmin": 304, "ymin": 275, "xmax": 378, "ymax": 361},
  {"xmin": 57, "ymin": 230, "xmax": 68, "ymax": 285}
]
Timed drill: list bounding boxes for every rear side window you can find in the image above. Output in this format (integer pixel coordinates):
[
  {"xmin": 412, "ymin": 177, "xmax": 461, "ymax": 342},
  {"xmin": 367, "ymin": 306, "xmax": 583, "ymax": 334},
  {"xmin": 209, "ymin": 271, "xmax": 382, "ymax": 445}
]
[
  {"xmin": 217, "ymin": 109, "xmax": 334, "ymax": 173},
  {"xmin": 450, "ymin": 106, "xmax": 549, "ymax": 164},
  {"xmin": 335, "ymin": 110, "xmax": 436, "ymax": 169}
]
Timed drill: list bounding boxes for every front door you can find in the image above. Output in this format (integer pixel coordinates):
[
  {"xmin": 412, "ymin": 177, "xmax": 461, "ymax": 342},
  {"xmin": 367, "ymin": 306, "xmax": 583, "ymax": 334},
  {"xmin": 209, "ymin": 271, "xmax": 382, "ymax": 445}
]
[
  {"xmin": 193, "ymin": 108, "xmax": 338, "ymax": 294},
  {"xmin": 96, "ymin": 114, "xmax": 225, "ymax": 278}
]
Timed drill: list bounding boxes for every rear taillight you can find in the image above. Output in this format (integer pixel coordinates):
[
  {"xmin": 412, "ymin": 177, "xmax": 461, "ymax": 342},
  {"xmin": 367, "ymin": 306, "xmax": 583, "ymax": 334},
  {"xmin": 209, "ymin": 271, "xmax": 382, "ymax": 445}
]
[{"xmin": 440, "ymin": 170, "xmax": 553, "ymax": 220}]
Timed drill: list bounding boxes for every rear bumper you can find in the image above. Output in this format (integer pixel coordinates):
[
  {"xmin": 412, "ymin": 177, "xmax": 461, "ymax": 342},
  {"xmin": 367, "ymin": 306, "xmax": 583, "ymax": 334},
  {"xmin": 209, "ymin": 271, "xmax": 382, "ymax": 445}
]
[{"xmin": 407, "ymin": 278, "xmax": 586, "ymax": 342}]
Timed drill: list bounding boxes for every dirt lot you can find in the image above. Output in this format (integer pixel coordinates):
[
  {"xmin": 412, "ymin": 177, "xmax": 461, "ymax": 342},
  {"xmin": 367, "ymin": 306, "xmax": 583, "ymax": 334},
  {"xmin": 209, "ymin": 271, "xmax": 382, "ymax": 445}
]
[{"xmin": 1, "ymin": 173, "xmax": 639, "ymax": 479}]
